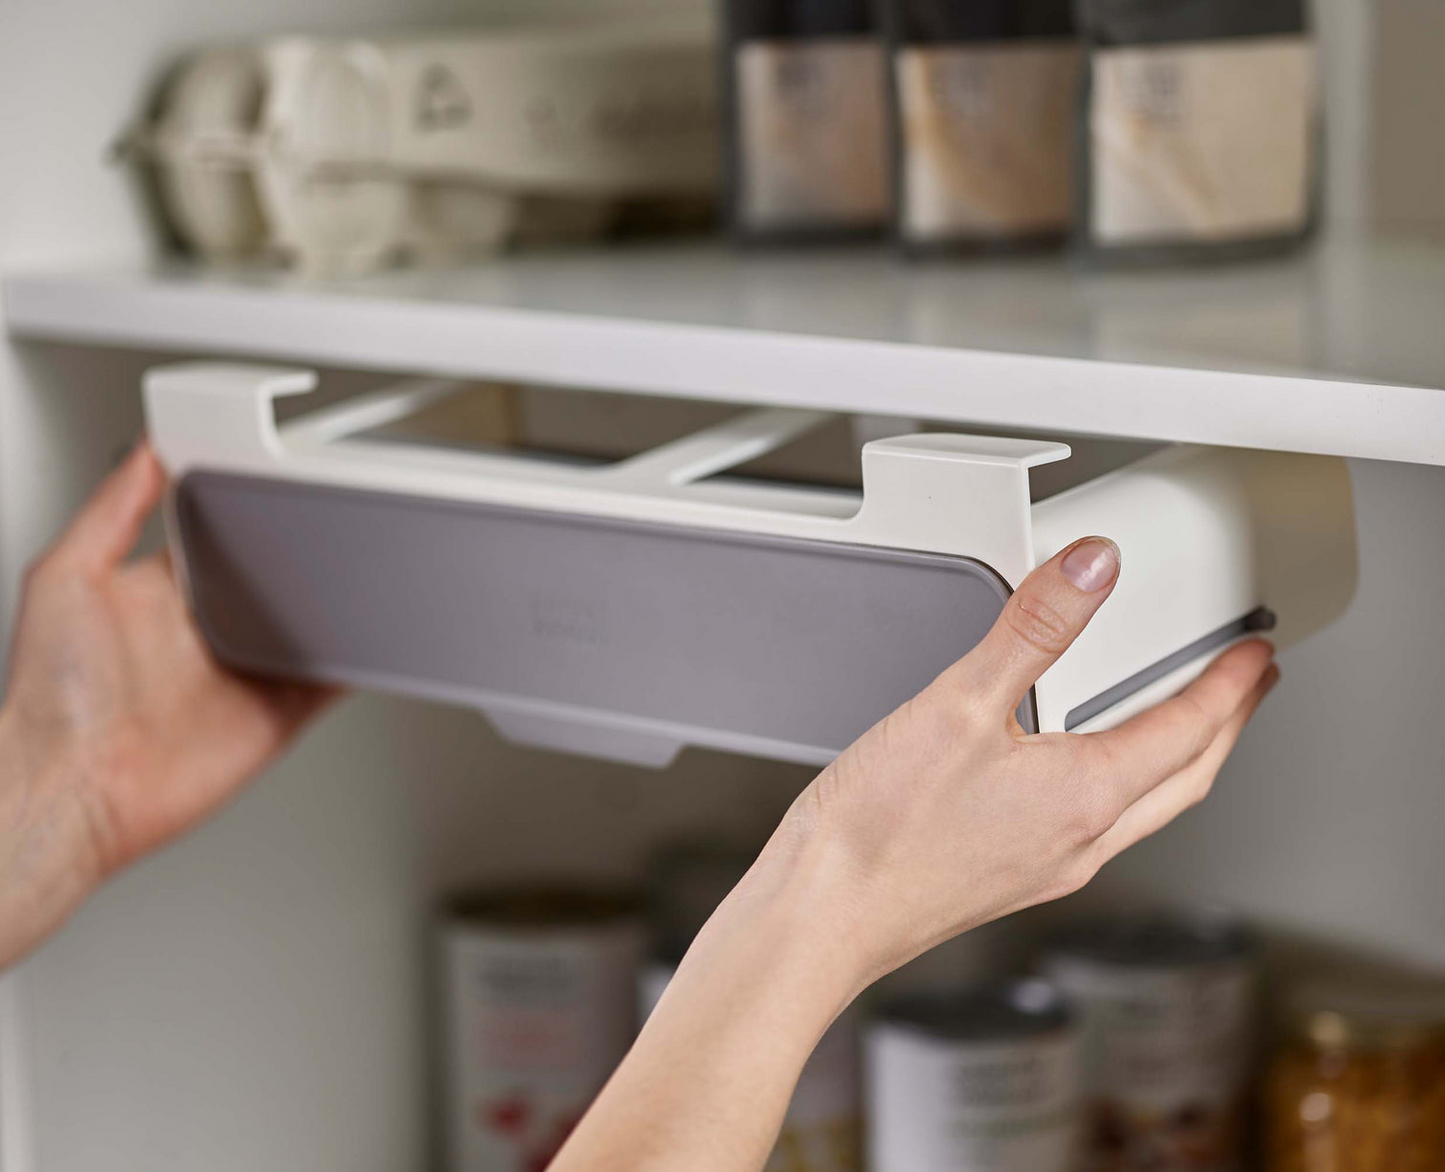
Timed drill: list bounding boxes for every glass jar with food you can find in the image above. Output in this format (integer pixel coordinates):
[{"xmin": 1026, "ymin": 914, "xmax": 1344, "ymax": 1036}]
[{"xmin": 1265, "ymin": 987, "xmax": 1445, "ymax": 1172}]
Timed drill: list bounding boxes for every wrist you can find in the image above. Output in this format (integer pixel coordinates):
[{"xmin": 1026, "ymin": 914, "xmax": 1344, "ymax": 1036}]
[
  {"xmin": 675, "ymin": 833, "xmax": 873, "ymax": 1046},
  {"xmin": 554, "ymin": 829, "xmax": 869, "ymax": 1171},
  {"xmin": 0, "ymin": 706, "xmax": 104, "ymax": 966}
]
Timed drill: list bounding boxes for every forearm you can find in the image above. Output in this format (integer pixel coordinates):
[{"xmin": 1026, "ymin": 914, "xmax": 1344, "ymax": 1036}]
[
  {"xmin": 550, "ymin": 843, "xmax": 862, "ymax": 1172},
  {"xmin": 0, "ymin": 708, "xmax": 98, "ymax": 968}
]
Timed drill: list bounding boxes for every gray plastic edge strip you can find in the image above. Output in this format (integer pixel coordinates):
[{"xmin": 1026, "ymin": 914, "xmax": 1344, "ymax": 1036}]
[{"xmin": 1064, "ymin": 606, "xmax": 1278, "ymax": 731}]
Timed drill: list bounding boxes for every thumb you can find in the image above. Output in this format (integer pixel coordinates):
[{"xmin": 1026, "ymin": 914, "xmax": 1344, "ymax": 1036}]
[
  {"xmin": 51, "ymin": 440, "xmax": 167, "ymax": 574},
  {"xmin": 943, "ymin": 536, "xmax": 1120, "ymax": 720}
]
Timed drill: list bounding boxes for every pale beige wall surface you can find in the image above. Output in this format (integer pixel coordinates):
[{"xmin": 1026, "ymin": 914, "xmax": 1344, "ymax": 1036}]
[
  {"xmin": 1370, "ymin": 0, "xmax": 1445, "ymax": 234},
  {"xmin": 1314, "ymin": 0, "xmax": 1375, "ymax": 229}
]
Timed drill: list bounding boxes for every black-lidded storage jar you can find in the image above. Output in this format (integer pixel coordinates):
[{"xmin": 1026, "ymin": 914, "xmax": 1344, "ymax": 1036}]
[
  {"xmin": 721, "ymin": 0, "xmax": 892, "ymax": 242},
  {"xmin": 1073, "ymin": 0, "xmax": 1320, "ymax": 264},
  {"xmin": 882, "ymin": 0, "xmax": 1081, "ymax": 254}
]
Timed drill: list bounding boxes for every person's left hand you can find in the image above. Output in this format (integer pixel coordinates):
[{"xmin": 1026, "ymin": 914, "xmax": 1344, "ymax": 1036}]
[{"xmin": 0, "ymin": 440, "xmax": 337, "ymax": 966}]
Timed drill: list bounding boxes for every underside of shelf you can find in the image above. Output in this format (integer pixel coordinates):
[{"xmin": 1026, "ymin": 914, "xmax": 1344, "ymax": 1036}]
[{"xmin": 7, "ymin": 234, "xmax": 1445, "ymax": 464}]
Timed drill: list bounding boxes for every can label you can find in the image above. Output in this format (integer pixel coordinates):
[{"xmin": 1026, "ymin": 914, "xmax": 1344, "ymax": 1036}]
[
  {"xmin": 641, "ymin": 961, "xmax": 862, "ymax": 1171},
  {"xmin": 444, "ymin": 920, "xmax": 644, "ymax": 1172},
  {"xmin": 1046, "ymin": 958, "xmax": 1255, "ymax": 1172},
  {"xmin": 866, "ymin": 1026, "xmax": 1080, "ymax": 1172}
]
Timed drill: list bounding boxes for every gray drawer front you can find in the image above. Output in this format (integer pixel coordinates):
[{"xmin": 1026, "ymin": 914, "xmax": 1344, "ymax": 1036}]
[{"xmin": 176, "ymin": 471, "xmax": 1027, "ymax": 764}]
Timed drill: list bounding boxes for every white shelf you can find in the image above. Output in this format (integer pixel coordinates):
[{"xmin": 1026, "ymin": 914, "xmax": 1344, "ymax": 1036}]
[{"xmin": 7, "ymin": 234, "xmax": 1445, "ymax": 464}]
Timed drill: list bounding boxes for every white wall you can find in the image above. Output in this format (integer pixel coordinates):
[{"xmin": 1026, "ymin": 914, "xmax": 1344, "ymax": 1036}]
[
  {"xmin": 3, "ymin": 1, "xmax": 1445, "ymax": 1170},
  {"xmin": 1370, "ymin": 0, "xmax": 1445, "ymax": 234}
]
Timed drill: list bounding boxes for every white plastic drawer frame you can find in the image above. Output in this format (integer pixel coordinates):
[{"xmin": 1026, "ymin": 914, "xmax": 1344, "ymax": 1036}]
[{"xmin": 145, "ymin": 363, "xmax": 1357, "ymax": 767}]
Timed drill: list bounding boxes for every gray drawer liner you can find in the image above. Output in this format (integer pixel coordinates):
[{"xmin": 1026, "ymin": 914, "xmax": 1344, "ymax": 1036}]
[{"xmin": 176, "ymin": 471, "xmax": 1032, "ymax": 765}]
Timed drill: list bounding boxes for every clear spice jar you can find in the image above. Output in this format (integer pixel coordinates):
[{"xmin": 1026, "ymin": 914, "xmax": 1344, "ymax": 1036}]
[{"xmin": 1264, "ymin": 991, "xmax": 1445, "ymax": 1172}]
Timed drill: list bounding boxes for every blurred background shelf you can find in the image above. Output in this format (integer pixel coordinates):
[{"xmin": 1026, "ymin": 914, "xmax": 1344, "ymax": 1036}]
[{"xmin": 8, "ymin": 232, "xmax": 1445, "ymax": 464}]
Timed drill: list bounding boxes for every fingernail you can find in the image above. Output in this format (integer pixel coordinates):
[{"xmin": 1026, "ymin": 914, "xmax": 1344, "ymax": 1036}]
[{"xmin": 1061, "ymin": 538, "xmax": 1120, "ymax": 592}]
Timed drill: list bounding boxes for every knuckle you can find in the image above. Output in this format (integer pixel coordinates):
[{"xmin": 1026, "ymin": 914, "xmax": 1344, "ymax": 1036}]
[
  {"xmin": 1174, "ymin": 692, "xmax": 1218, "ymax": 759},
  {"xmin": 1083, "ymin": 734, "xmax": 1123, "ymax": 782},
  {"xmin": 1004, "ymin": 592, "xmax": 1074, "ymax": 657},
  {"xmin": 1059, "ymin": 782, "xmax": 1117, "ymax": 846}
]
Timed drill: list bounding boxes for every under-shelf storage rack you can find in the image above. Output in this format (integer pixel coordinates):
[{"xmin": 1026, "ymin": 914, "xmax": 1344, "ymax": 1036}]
[{"xmin": 143, "ymin": 361, "xmax": 1354, "ymax": 766}]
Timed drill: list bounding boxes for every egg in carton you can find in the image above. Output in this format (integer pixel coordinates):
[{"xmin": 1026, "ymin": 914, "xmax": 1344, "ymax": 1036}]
[{"xmin": 131, "ymin": 17, "xmax": 718, "ymax": 274}]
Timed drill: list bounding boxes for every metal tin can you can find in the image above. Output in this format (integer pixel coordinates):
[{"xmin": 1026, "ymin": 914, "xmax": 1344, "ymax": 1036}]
[
  {"xmin": 866, "ymin": 979, "xmax": 1082, "ymax": 1172},
  {"xmin": 439, "ymin": 887, "xmax": 645, "ymax": 1172},
  {"xmin": 1044, "ymin": 913, "xmax": 1257, "ymax": 1172}
]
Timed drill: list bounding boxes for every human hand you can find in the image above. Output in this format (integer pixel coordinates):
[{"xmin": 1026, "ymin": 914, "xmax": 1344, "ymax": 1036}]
[
  {"xmin": 553, "ymin": 539, "xmax": 1277, "ymax": 1172},
  {"xmin": 0, "ymin": 441, "xmax": 336, "ymax": 967},
  {"xmin": 758, "ymin": 536, "xmax": 1278, "ymax": 996}
]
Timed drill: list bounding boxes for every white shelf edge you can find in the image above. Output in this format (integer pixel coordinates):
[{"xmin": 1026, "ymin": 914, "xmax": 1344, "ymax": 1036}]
[{"xmin": 6, "ymin": 267, "xmax": 1445, "ymax": 466}]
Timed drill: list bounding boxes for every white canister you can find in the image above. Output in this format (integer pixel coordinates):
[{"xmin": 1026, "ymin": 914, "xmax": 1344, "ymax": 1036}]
[
  {"xmin": 1043, "ymin": 913, "xmax": 1257, "ymax": 1172},
  {"xmin": 866, "ymin": 979, "xmax": 1082, "ymax": 1172},
  {"xmin": 440, "ymin": 888, "xmax": 645, "ymax": 1172}
]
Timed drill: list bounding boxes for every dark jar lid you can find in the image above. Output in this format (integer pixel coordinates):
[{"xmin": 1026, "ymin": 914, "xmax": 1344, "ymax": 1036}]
[
  {"xmin": 729, "ymin": 0, "xmax": 876, "ymax": 40},
  {"xmin": 442, "ymin": 884, "xmax": 641, "ymax": 929},
  {"xmin": 1289, "ymin": 983, "xmax": 1445, "ymax": 1054},
  {"xmin": 877, "ymin": 978, "xmax": 1075, "ymax": 1042},
  {"xmin": 1048, "ymin": 910, "xmax": 1254, "ymax": 970}
]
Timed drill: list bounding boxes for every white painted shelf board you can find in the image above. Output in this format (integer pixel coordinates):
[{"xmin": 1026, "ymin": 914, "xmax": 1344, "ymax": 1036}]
[{"xmin": 7, "ymin": 234, "xmax": 1445, "ymax": 464}]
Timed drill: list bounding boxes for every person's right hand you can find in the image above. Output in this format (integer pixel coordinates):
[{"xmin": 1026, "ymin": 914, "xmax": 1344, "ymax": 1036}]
[
  {"xmin": 759, "ymin": 535, "xmax": 1279, "ymax": 994},
  {"xmin": 553, "ymin": 536, "xmax": 1278, "ymax": 1172}
]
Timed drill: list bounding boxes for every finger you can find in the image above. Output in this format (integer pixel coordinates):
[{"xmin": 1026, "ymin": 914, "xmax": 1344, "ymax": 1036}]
[
  {"xmin": 1093, "ymin": 663, "xmax": 1279, "ymax": 858},
  {"xmin": 942, "ymin": 536, "xmax": 1120, "ymax": 715},
  {"xmin": 1085, "ymin": 639, "xmax": 1276, "ymax": 808},
  {"xmin": 51, "ymin": 440, "xmax": 166, "ymax": 574}
]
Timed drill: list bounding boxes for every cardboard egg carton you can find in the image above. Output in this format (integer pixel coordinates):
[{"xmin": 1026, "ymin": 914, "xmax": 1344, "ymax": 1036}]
[{"xmin": 128, "ymin": 17, "xmax": 718, "ymax": 274}]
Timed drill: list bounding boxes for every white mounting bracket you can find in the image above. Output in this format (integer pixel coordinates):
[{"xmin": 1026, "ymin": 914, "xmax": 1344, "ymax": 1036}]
[{"xmin": 145, "ymin": 361, "xmax": 1070, "ymax": 588}]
